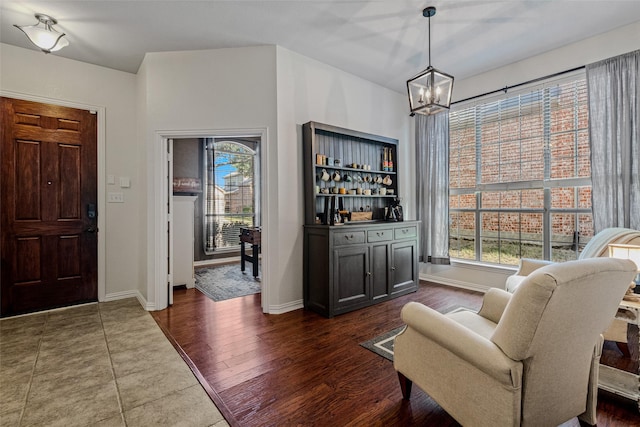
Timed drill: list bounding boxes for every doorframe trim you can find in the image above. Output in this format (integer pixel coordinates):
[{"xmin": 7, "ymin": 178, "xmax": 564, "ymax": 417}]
[
  {"xmin": 152, "ymin": 128, "xmax": 269, "ymax": 313},
  {"xmin": 0, "ymin": 90, "xmax": 107, "ymax": 303}
]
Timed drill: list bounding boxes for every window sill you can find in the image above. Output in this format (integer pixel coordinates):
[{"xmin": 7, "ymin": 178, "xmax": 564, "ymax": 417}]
[
  {"xmin": 420, "ymin": 259, "xmax": 517, "ymax": 292},
  {"xmin": 449, "ymin": 258, "xmax": 518, "ymax": 274}
]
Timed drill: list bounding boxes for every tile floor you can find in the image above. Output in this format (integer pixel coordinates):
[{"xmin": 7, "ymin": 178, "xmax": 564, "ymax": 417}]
[{"xmin": 0, "ymin": 298, "xmax": 228, "ymax": 427}]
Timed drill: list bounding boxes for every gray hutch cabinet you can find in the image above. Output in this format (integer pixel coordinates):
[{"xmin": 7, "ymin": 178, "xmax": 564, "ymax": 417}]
[{"xmin": 302, "ymin": 121, "xmax": 419, "ymax": 317}]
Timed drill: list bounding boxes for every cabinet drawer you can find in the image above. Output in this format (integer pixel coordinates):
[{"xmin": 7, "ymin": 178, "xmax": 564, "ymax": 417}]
[
  {"xmin": 394, "ymin": 226, "xmax": 417, "ymax": 240},
  {"xmin": 368, "ymin": 229, "xmax": 393, "ymax": 243},
  {"xmin": 333, "ymin": 231, "xmax": 366, "ymax": 246}
]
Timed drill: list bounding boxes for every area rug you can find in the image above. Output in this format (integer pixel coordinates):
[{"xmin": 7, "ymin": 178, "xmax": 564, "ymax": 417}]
[
  {"xmin": 195, "ymin": 263, "xmax": 261, "ymax": 302},
  {"xmin": 360, "ymin": 305, "xmax": 473, "ymax": 362}
]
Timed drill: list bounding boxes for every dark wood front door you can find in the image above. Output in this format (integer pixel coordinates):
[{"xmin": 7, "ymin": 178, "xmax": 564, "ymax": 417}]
[{"xmin": 1, "ymin": 97, "xmax": 98, "ymax": 316}]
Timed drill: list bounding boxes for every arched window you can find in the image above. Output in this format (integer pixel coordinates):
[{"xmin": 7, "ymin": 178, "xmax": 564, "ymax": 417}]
[{"xmin": 203, "ymin": 137, "xmax": 260, "ymax": 254}]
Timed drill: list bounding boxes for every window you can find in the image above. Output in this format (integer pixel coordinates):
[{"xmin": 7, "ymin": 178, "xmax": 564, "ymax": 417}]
[
  {"xmin": 449, "ymin": 75, "xmax": 592, "ymax": 266},
  {"xmin": 203, "ymin": 137, "xmax": 260, "ymax": 254}
]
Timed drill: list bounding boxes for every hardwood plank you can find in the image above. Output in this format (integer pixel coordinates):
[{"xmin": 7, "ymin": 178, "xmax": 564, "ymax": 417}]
[{"xmin": 152, "ymin": 281, "xmax": 640, "ymax": 426}]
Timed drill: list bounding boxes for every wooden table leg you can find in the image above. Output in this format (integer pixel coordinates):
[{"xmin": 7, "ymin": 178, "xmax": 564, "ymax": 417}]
[
  {"xmin": 252, "ymin": 243, "xmax": 259, "ymax": 278},
  {"xmin": 240, "ymin": 242, "xmax": 246, "ymax": 272}
]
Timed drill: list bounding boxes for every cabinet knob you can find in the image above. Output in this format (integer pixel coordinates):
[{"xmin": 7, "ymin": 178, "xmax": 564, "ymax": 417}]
[
  {"xmin": 391, "ymin": 266, "xmax": 396, "ymax": 271},
  {"xmin": 366, "ymin": 272, "xmax": 372, "ymax": 276},
  {"xmin": 402, "ymin": 229, "xmax": 408, "ymax": 234},
  {"xmin": 376, "ymin": 232, "xmax": 383, "ymax": 237},
  {"xmin": 345, "ymin": 234, "xmax": 354, "ymax": 240}
]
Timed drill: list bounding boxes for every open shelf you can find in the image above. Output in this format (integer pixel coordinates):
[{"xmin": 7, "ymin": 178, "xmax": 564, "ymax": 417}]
[{"xmin": 303, "ymin": 121, "xmax": 399, "ymax": 225}]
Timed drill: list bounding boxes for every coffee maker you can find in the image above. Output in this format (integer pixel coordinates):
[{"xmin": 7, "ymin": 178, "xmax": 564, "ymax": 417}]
[{"xmin": 385, "ymin": 197, "xmax": 403, "ymax": 222}]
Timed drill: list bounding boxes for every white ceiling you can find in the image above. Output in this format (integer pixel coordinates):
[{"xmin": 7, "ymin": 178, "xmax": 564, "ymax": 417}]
[{"xmin": 2, "ymin": 1, "xmax": 640, "ymax": 94}]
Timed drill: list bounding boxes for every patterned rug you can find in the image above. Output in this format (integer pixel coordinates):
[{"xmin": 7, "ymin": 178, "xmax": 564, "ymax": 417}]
[
  {"xmin": 195, "ymin": 263, "xmax": 261, "ymax": 302},
  {"xmin": 360, "ymin": 305, "xmax": 473, "ymax": 361}
]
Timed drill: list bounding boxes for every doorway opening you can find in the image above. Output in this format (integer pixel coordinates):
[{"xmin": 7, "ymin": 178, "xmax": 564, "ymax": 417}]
[{"xmin": 171, "ymin": 134, "xmax": 262, "ymax": 304}]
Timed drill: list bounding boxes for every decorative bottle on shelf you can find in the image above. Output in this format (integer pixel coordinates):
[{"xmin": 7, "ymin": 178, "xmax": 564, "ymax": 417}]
[
  {"xmin": 388, "ymin": 149, "xmax": 394, "ymax": 172},
  {"xmin": 383, "ymin": 147, "xmax": 388, "ymax": 171}
]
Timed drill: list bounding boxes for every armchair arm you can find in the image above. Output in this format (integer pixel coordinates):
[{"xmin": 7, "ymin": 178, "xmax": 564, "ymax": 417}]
[
  {"xmin": 401, "ymin": 302, "xmax": 522, "ymax": 388},
  {"xmin": 516, "ymin": 258, "xmax": 554, "ymax": 276},
  {"xmin": 478, "ymin": 288, "xmax": 512, "ymax": 324}
]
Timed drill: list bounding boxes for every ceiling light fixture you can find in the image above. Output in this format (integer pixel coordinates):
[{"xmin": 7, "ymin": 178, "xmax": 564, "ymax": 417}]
[
  {"xmin": 407, "ymin": 6, "xmax": 454, "ymax": 116},
  {"xmin": 14, "ymin": 13, "xmax": 69, "ymax": 54}
]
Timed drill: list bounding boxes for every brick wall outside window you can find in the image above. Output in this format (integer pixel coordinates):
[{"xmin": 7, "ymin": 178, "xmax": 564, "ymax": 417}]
[{"xmin": 449, "ymin": 77, "xmax": 593, "ymax": 266}]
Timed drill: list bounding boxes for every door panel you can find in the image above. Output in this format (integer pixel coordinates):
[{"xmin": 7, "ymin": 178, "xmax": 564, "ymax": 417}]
[
  {"xmin": 59, "ymin": 144, "xmax": 81, "ymax": 219},
  {"xmin": 15, "ymin": 237, "xmax": 41, "ymax": 282},
  {"xmin": 15, "ymin": 140, "xmax": 41, "ymax": 220},
  {"xmin": 333, "ymin": 245, "xmax": 370, "ymax": 310},
  {"xmin": 1, "ymin": 97, "xmax": 98, "ymax": 316},
  {"xmin": 371, "ymin": 243, "xmax": 389, "ymax": 300},
  {"xmin": 391, "ymin": 241, "xmax": 417, "ymax": 294},
  {"xmin": 57, "ymin": 235, "xmax": 81, "ymax": 278}
]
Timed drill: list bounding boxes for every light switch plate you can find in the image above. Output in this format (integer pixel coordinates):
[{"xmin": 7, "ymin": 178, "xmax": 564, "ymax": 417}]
[
  {"xmin": 107, "ymin": 175, "xmax": 116, "ymax": 185},
  {"xmin": 119, "ymin": 177, "xmax": 131, "ymax": 188}
]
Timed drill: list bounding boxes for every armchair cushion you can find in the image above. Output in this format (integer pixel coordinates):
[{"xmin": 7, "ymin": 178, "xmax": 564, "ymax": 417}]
[
  {"xmin": 478, "ymin": 288, "xmax": 512, "ymax": 324},
  {"xmin": 399, "ymin": 302, "xmax": 521, "ymax": 387}
]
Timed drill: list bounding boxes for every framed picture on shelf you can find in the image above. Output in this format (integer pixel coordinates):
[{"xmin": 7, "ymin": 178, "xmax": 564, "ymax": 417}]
[{"xmin": 173, "ymin": 177, "xmax": 201, "ymax": 193}]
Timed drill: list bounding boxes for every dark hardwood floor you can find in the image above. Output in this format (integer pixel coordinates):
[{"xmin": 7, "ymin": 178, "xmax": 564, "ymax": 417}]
[{"xmin": 151, "ymin": 281, "xmax": 640, "ymax": 426}]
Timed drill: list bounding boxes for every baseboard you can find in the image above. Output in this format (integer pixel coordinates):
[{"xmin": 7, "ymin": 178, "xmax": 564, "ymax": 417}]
[
  {"xmin": 103, "ymin": 290, "xmax": 151, "ymax": 310},
  {"xmin": 419, "ymin": 273, "xmax": 490, "ymax": 294},
  {"xmin": 194, "ymin": 255, "xmax": 262, "ymax": 268},
  {"xmin": 194, "ymin": 258, "xmax": 240, "ymax": 267},
  {"xmin": 267, "ymin": 299, "xmax": 304, "ymax": 314}
]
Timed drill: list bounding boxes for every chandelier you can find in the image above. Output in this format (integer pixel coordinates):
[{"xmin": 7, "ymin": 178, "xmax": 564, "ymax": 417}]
[{"xmin": 406, "ymin": 6, "xmax": 454, "ymax": 116}]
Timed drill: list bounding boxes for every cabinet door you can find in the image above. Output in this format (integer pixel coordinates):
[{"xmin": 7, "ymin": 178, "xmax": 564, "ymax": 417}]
[
  {"xmin": 390, "ymin": 240, "xmax": 417, "ymax": 294},
  {"xmin": 333, "ymin": 245, "xmax": 370, "ymax": 311},
  {"xmin": 371, "ymin": 243, "xmax": 390, "ymax": 300}
]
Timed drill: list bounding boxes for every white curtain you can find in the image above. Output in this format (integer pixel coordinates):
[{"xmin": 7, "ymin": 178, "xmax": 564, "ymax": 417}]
[
  {"xmin": 415, "ymin": 113, "xmax": 450, "ymax": 264},
  {"xmin": 586, "ymin": 50, "xmax": 640, "ymax": 232}
]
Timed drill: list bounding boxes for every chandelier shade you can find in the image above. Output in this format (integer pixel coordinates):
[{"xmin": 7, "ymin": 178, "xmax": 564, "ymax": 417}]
[
  {"xmin": 407, "ymin": 6, "xmax": 454, "ymax": 116},
  {"xmin": 14, "ymin": 14, "xmax": 69, "ymax": 53}
]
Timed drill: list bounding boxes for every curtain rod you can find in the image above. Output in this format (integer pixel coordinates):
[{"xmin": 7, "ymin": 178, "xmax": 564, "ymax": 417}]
[{"xmin": 451, "ymin": 65, "xmax": 585, "ymax": 105}]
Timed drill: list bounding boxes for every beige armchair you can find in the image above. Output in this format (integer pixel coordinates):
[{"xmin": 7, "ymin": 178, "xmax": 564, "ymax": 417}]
[{"xmin": 394, "ymin": 258, "xmax": 637, "ymax": 427}]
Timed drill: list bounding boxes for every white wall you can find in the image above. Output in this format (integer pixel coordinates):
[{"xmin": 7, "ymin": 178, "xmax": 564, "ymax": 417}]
[
  {"xmin": 0, "ymin": 43, "xmax": 141, "ymax": 303},
  {"xmin": 423, "ymin": 21, "xmax": 640, "ymax": 292},
  {"xmin": 453, "ymin": 21, "xmax": 640, "ymax": 102},
  {"xmin": 275, "ymin": 46, "xmax": 411, "ymax": 308},
  {"xmin": 138, "ymin": 46, "xmax": 278, "ymax": 310},
  {"xmin": 136, "ymin": 56, "xmax": 150, "ymax": 301}
]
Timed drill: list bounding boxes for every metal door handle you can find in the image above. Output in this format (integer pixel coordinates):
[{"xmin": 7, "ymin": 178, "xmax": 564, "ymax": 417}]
[{"xmin": 85, "ymin": 226, "xmax": 98, "ymax": 233}]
